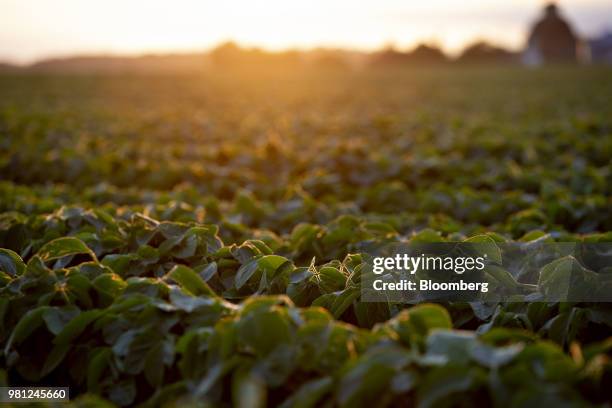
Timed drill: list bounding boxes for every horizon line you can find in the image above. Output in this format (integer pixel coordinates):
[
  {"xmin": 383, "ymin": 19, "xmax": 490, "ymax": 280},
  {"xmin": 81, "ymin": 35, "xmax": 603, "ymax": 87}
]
[{"xmin": 0, "ymin": 38, "xmax": 529, "ymax": 67}]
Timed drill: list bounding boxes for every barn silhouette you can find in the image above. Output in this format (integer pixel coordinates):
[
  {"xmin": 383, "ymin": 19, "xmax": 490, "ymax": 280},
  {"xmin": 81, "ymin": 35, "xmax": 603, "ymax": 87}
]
[{"xmin": 523, "ymin": 3, "xmax": 579, "ymax": 65}]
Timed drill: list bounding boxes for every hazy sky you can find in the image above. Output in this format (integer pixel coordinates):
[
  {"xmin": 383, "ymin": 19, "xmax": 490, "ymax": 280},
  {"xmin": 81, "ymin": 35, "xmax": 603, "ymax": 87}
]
[{"xmin": 1, "ymin": 0, "xmax": 611, "ymax": 64}]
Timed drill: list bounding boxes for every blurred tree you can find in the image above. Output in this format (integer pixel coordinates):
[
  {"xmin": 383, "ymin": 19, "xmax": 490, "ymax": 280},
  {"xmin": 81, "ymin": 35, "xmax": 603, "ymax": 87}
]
[
  {"xmin": 209, "ymin": 41, "xmax": 301, "ymax": 72},
  {"xmin": 458, "ymin": 41, "xmax": 518, "ymax": 64},
  {"xmin": 370, "ymin": 43, "xmax": 447, "ymax": 67},
  {"xmin": 409, "ymin": 44, "xmax": 448, "ymax": 65}
]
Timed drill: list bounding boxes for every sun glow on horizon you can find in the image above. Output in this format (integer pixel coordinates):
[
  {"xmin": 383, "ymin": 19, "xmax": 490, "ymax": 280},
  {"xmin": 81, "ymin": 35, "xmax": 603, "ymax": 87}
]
[{"xmin": 1, "ymin": 0, "xmax": 611, "ymax": 63}]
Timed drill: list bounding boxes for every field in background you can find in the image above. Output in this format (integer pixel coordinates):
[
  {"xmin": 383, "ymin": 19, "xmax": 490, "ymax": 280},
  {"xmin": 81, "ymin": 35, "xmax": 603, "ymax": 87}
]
[{"xmin": 1, "ymin": 68, "xmax": 611, "ymax": 406}]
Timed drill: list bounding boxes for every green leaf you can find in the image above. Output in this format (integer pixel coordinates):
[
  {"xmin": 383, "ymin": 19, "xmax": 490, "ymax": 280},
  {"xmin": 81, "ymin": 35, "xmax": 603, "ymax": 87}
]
[
  {"xmin": 92, "ymin": 273, "xmax": 127, "ymax": 298},
  {"xmin": 158, "ymin": 221, "xmax": 189, "ymax": 239},
  {"xmin": 411, "ymin": 229, "xmax": 444, "ymax": 243},
  {"xmin": 188, "ymin": 225, "xmax": 224, "ymax": 254},
  {"xmin": 237, "ymin": 307, "xmax": 293, "ymax": 356},
  {"xmin": 338, "ymin": 348, "xmax": 409, "ymax": 407},
  {"xmin": 417, "ymin": 366, "xmax": 481, "ymax": 408},
  {"xmin": 42, "ymin": 307, "xmax": 80, "ymax": 335},
  {"xmin": 196, "ymin": 262, "xmax": 218, "ymax": 282},
  {"xmin": 484, "ymin": 265, "xmax": 520, "ymax": 289},
  {"xmin": 109, "ymin": 380, "xmax": 137, "ymax": 406},
  {"xmin": 468, "ymin": 342, "xmax": 523, "ymax": 368},
  {"xmin": 353, "ymin": 301, "xmax": 391, "ymax": 328},
  {"xmin": 538, "ymin": 256, "xmax": 599, "ymax": 301},
  {"xmin": 0, "ymin": 248, "xmax": 26, "ymax": 276},
  {"xmin": 279, "ymin": 377, "xmax": 333, "ymax": 408},
  {"xmin": 87, "ymin": 348, "xmax": 113, "ymax": 392},
  {"xmin": 66, "ymin": 272, "xmax": 93, "ymax": 307},
  {"xmin": 41, "ymin": 342, "xmax": 71, "ymax": 377},
  {"xmin": 235, "ymin": 259, "xmax": 260, "ymax": 290},
  {"xmin": 169, "ymin": 288, "xmax": 217, "ymax": 312},
  {"xmin": 464, "ymin": 235, "xmax": 502, "ymax": 264},
  {"xmin": 53, "ymin": 309, "xmax": 103, "ymax": 345},
  {"xmin": 232, "ymin": 368, "xmax": 266, "ymax": 408},
  {"xmin": 520, "ymin": 230, "xmax": 552, "ymax": 242},
  {"xmin": 137, "ymin": 245, "xmax": 159, "ymax": 264},
  {"xmin": 425, "ymin": 330, "xmax": 477, "ymax": 365},
  {"xmin": 312, "ymin": 287, "xmax": 360, "ymax": 319},
  {"xmin": 101, "ymin": 253, "xmax": 137, "ymax": 275},
  {"xmin": 318, "ymin": 266, "xmax": 346, "ymax": 292},
  {"xmin": 37, "ymin": 237, "xmax": 96, "ymax": 263},
  {"xmin": 290, "ymin": 223, "xmax": 321, "ymax": 251},
  {"xmin": 4, "ymin": 306, "xmax": 50, "ymax": 355},
  {"xmin": 386, "ymin": 304, "xmax": 452, "ymax": 348},
  {"xmin": 542, "ymin": 307, "xmax": 588, "ymax": 347},
  {"xmin": 144, "ymin": 342, "xmax": 165, "ymax": 388},
  {"xmin": 0, "ymin": 271, "xmax": 11, "ymax": 286},
  {"xmin": 166, "ymin": 264, "xmax": 216, "ymax": 297},
  {"xmin": 516, "ymin": 341, "xmax": 577, "ymax": 381},
  {"xmin": 258, "ymin": 255, "xmax": 290, "ymax": 274}
]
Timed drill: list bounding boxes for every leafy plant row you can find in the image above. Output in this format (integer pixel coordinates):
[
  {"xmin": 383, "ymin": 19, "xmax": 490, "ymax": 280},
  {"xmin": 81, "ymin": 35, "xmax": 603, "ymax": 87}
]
[
  {"xmin": 1, "ymin": 269, "xmax": 611, "ymax": 407},
  {"xmin": 1, "ymin": 69, "xmax": 611, "ymax": 407},
  {"xmin": 1, "ymin": 212, "xmax": 611, "ymax": 406}
]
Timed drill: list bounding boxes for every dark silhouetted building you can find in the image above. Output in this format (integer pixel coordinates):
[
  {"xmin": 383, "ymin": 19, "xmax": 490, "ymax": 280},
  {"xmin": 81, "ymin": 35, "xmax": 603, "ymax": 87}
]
[
  {"xmin": 589, "ymin": 32, "xmax": 612, "ymax": 64},
  {"xmin": 523, "ymin": 3, "xmax": 578, "ymax": 65}
]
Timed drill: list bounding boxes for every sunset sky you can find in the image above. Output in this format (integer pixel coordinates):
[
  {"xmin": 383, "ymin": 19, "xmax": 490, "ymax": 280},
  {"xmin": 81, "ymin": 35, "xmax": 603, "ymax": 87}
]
[{"xmin": 1, "ymin": 0, "xmax": 611, "ymax": 64}]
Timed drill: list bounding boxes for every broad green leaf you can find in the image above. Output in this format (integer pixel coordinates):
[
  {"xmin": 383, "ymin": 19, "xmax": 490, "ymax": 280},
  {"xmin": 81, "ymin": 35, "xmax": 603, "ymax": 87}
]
[
  {"xmin": 318, "ymin": 266, "xmax": 346, "ymax": 292},
  {"xmin": 137, "ymin": 245, "xmax": 159, "ymax": 264},
  {"xmin": 54, "ymin": 309, "xmax": 103, "ymax": 345},
  {"xmin": 385, "ymin": 304, "xmax": 452, "ymax": 348},
  {"xmin": 0, "ymin": 248, "xmax": 25, "ymax": 276},
  {"xmin": 337, "ymin": 347, "xmax": 410, "ymax": 407},
  {"xmin": 144, "ymin": 342, "xmax": 165, "ymax": 388},
  {"xmin": 468, "ymin": 342, "xmax": 523, "ymax": 368},
  {"xmin": 101, "ymin": 253, "xmax": 138, "ymax": 275},
  {"xmin": 158, "ymin": 221, "xmax": 189, "ymax": 239},
  {"xmin": 464, "ymin": 235, "xmax": 502, "ymax": 264},
  {"xmin": 108, "ymin": 380, "xmax": 137, "ymax": 407},
  {"xmin": 279, "ymin": 377, "xmax": 333, "ymax": 408},
  {"xmin": 41, "ymin": 342, "xmax": 71, "ymax": 377},
  {"xmin": 259, "ymin": 255, "xmax": 290, "ymax": 274},
  {"xmin": 42, "ymin": 307, "xmax": 80, "ymax": 335},
  {"xmin": 92, "ymin": 273, "xmax": 127, "ymax": 298},
  {"xmin": 4, "ymin": 306, "xmax": 51, "ymax": 355},
  {"xmin": 169, "ymin": 288, "xmax": 217, "ymax": 312},
  {"xmin": 235, "ymin": 259, "xmax": 260, "ymax": 290},
  {"xmin": 516, "ymin": 341, "xmax": 577, "ymax": 381},
  {"xmin": 417, "ymin": 366, "xmax": 482, "ymax": 408},
  {"xmin": 237, "ymin": 309, "xmax": 292, "ymax": 356},
  {"xmin": 166, "ymin": 264, "xmax": 216, "ymax": 297},
  {"xmin": 484, "ymin": 265, "xmax": 519, "ymax": 289},
  {"xmin": 312, "ymin": 287, "xmax": 360, "ymax": 319},
  {"xmin": 66, "ymin": 272, "xmax": 93, "ymax": 307},
  {"xmin": 240, "ymin": 295, "xmax": 294, "ymax": 315},
  {"xmin": 37, "ymin": 237, "xmax": 96, "ymax": 263},
  {"xmin": 410, "ymin": 229, "xmax": 444, "ymax": 243},
  {"xmin": 542, "ymin": 307, "xmax": 587, "ymax": 347},
  {"xmin": 538, "ymin": 256, "xmax": 599, "ymax": 301},
  {"xmin": 196, "ymin": 262, "xmax": 218, "ymax": 282},
  {"xmin": 87, "ymin": 348, "xmax": 112, "ymax": 392},
  {"xmin": 425, "ymin": 330, "xmax": 477, "ymax": 365}
]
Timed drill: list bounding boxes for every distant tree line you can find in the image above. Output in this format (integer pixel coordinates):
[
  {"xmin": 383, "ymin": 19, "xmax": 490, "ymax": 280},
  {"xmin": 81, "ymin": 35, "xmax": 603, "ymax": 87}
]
[
  {"xmin": 206, "ymin": 40, "xmax": 521, "ymax": 72},
  {"xmin": 369, "ymin": 42, "xmax": 518, "ymax": 67}
]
